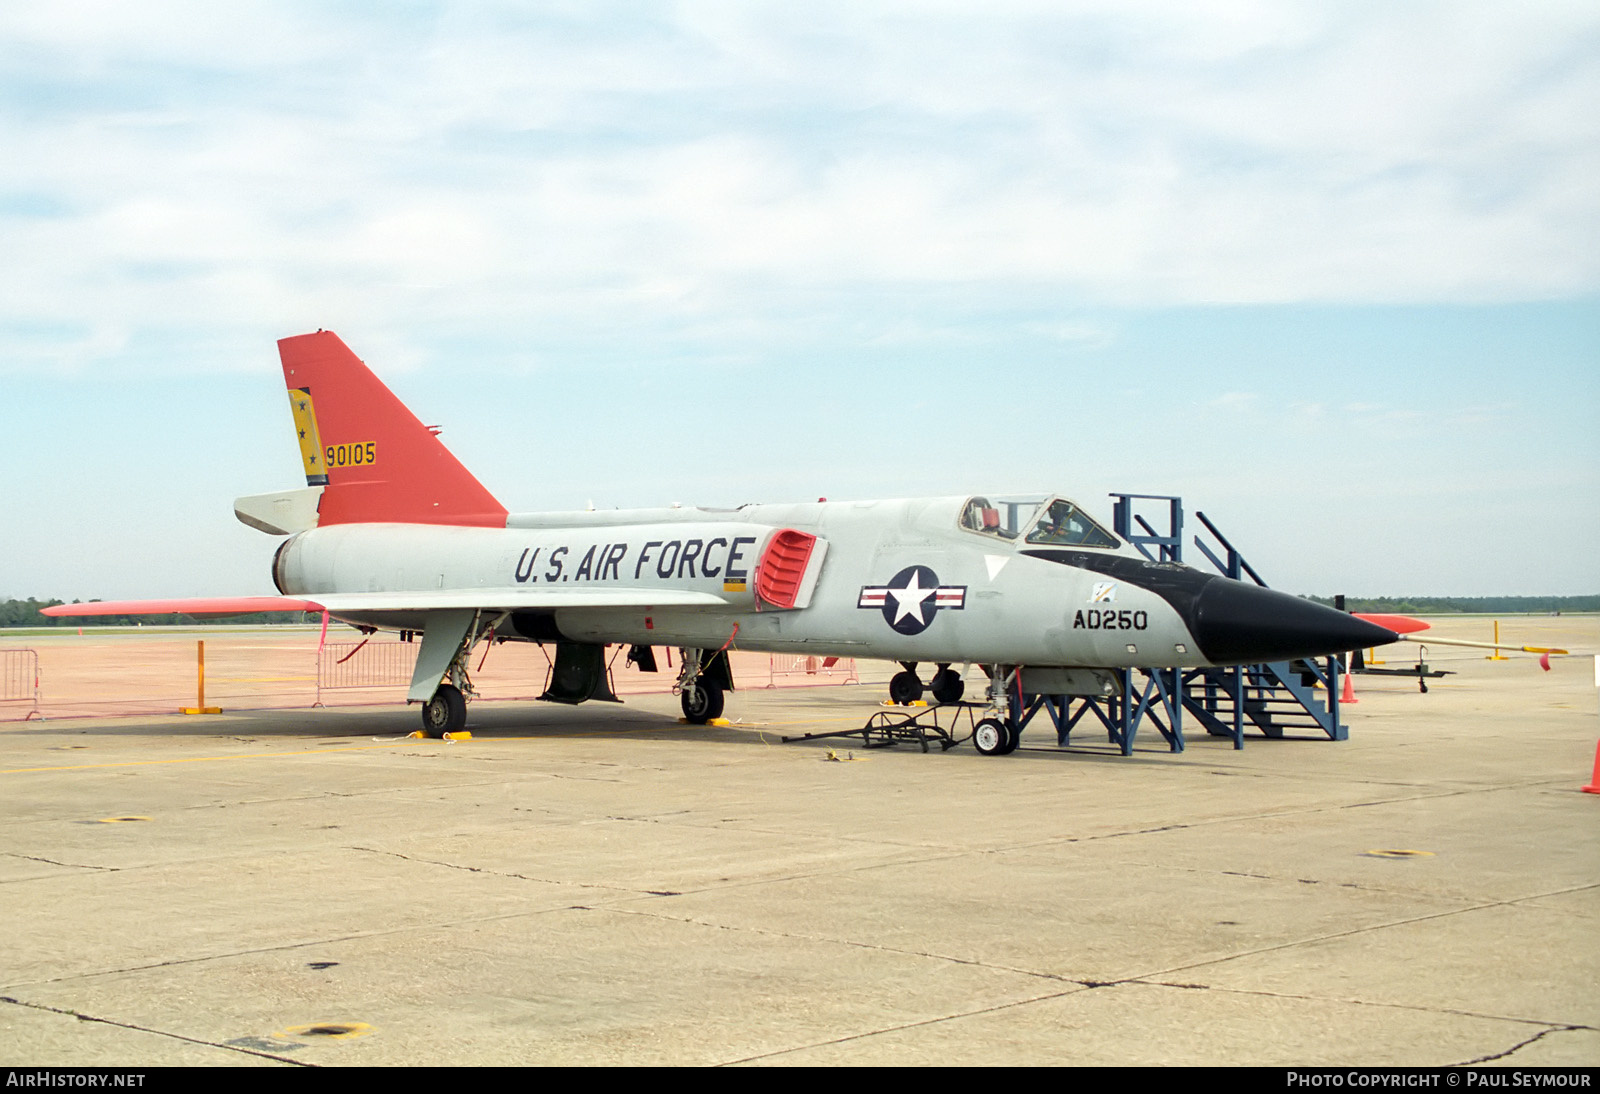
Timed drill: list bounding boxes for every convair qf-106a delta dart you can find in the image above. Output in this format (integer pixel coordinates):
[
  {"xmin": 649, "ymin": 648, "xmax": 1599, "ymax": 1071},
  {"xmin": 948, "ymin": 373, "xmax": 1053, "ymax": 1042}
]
[{"xmin": 45, "ymin": 330, "xmax": 1403, "ymax": 750}]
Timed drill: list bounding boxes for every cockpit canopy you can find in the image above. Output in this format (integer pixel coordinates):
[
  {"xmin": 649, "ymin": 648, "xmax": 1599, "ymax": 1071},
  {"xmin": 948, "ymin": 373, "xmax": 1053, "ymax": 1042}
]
[{"xmin": 960, "ymin": 495, "xmax": 1120, "ymax": 549}]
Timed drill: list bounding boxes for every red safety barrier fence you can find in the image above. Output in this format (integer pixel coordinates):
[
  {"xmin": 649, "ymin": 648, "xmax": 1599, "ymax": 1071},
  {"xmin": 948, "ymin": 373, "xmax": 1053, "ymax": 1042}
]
[
  {"xmin": 766, "ymin": 654, "xmax": 859, "ymax": 687},
  {"xmin": 316, "ymin": 639, "xmax": 418, "ymax": 704},
  {"xmin": 3, "ymin": 629, "xmax": 867, "ymax": 720},
  {"xmin": 1, "ymin": 648, "xmax": 41, "ymax": 720}
]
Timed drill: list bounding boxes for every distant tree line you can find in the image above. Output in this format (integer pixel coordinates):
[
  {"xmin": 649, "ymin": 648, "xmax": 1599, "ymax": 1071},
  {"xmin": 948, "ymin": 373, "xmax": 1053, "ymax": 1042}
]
[
  {"xmin": 1306, "ymin": 595, "xmax": 1600, "ymax": 615},
  {"xmin": 1, "ymin": 598, "xmax": 316, "ymax": 627}
]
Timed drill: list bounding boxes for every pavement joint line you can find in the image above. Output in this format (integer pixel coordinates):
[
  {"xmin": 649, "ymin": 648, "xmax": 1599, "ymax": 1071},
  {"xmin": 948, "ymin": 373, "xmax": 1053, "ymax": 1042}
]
[
  {"xmin": 1457, "ymin": 1025, "xmax": 1590, "ymax": 1066},
  {"xmin": 716, "ymin": 982, "xmax": 1093, "ymax": 1066},
  {"xmin": 635, "ymin": 844, "xmax": 1030, "ymax": 896},
  {"xmin": 1101, "ymin": 858, "xmax": 1488, "ymax": 905},
  {"xmin": 346, "ymin": 837, "xmax": 983, "ymax": 903},
  {"xmin": 0, "ymin": 740, "xmax": 447, "ymax": 775},
  {"xmin": 722, "ymin": 975, "xmax": 1596, "ymax": 1066},
  {"xmin": 4, "ymin": 852, "xmax": 118, "ymax": 872},
  {"xmin": 0, "ymin": 902, "xmax": 595, "ymax": 992},
  {"xmin": 348, "ymin": 845, "xmax": 658, "ymax": 898},
  {"xmin": 1131, "ymin": 977, "xmax": 1596, "ymax": 1062},
  {"xmin": 593, "ymin": 815, "xmax": 967, "ymax": 852},
  {"xmin": 575, "ymin": 806, "xmax": 971, "ymax": 849},
  {"xmin": 14, "ymin": 872, "xmax": 1580, "ymax": 1007},
  {"xmin": 0, "ymin": 993, "xmax": 311, "ymax": 1066},
  {"xmin": 1140, "ymin": 977, "xmax": 1596, "ymax": 1034},
  {"xmin": 1121, "ymin": 879, "xmax": 1600, "ymax": 1000},
  {"xmin": 603, "ymin": 862, "xmax": 1596, "ymax": 1047},
  {"xmin": 602, "ymin": 900, "xmax": 1090, "ymax": 988},
  {"xmin": 983, "ymin": 779, "xmax": 1573, "ymax": 857}
]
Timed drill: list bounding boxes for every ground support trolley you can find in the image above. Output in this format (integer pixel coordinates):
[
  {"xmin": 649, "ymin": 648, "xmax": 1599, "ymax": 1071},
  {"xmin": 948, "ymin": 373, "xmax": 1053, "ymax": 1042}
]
[{"xmin": 781, "ymin": 701, "xmax": 989, "ymax": 753}]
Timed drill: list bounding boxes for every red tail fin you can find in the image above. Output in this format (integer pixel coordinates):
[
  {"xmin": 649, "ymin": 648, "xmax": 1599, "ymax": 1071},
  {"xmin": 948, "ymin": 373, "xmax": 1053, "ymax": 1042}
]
[{"xmin": 278, "ymin": 331, "xmax": 507, "ymax": 528}]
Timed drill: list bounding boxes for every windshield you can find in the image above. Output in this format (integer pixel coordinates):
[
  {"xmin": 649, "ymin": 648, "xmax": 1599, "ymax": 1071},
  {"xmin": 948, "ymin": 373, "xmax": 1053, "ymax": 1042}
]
[{"xmin": 1023, "ymin": 498, "xmax": 1119, "ymax": 549}]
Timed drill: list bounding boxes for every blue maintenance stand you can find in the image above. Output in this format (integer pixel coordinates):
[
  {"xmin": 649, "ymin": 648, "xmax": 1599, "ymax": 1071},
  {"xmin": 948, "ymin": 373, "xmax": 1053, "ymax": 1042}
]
[{"xmin": 1010, "ymin": 493, "xmax": 1347, "ymax": 756}]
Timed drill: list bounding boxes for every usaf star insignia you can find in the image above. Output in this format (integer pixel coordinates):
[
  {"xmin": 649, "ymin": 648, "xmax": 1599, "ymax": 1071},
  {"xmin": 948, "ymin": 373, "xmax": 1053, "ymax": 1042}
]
[{"xmin": 858, "ymin": 565, "xmax": 966, "ymax": 635}]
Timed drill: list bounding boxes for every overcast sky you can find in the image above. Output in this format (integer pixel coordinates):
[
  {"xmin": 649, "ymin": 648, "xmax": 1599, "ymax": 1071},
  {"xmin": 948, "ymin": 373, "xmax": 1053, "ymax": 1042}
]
[{"xmin": 3, "ymin": 1, "xmax": 1596, "ymax": 601}]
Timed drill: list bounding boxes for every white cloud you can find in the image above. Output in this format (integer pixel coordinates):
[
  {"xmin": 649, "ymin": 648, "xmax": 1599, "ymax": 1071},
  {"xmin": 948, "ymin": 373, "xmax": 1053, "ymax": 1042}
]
[{"xmin": 0, "ymin": 1, "xmax": 1596, "ymax": 374}]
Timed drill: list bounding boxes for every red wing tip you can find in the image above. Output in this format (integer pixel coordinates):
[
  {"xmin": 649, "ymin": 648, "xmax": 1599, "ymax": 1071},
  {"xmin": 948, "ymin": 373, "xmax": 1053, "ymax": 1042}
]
[
  {"xmin": 40, "ymin": 597, "xmax": 325, "ymax": 617},
  {"xmin": 1353, "ymin": 612, "xmax": 1431, "ymax": 634}
]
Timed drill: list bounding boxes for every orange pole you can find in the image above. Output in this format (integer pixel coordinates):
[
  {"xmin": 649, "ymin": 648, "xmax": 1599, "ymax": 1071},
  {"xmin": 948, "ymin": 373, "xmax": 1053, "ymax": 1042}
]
[{"xmin": 182, "ymin": 638, "xmax": 221, "ymax": 714}]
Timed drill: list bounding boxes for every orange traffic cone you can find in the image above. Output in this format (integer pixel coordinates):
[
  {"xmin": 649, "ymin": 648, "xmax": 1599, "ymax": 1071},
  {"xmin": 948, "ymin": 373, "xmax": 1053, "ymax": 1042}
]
[
  {"xmin": 1583, "ymin": 741, "xmax": 1600, "ymax": 795},
  {"xmin": 1339, "ymin": 670, "xmax": 1358, "ymax": 705}
]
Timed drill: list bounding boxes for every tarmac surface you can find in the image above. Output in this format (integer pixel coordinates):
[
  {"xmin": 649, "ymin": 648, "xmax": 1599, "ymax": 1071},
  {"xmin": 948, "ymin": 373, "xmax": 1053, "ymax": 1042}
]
[{"xmin": 1, "ymin": 616, "xmax": 1596, "ymax": 1066}]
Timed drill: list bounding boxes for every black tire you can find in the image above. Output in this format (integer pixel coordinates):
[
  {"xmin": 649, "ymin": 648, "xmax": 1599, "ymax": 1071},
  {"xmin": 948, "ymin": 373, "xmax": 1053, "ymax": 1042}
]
[
  {"xmin": 888, "ymin": 670, "xmax": 924, "ymax": 705},
  {"xmin": 998, "ymin": 721, "xmax": 1021, "ymax": 755},
  {"xmin": 929, "ymin": 668, "xmax": 964, "ymax": 704},
  {"xmin": 681, "ymin": 679, "xmax": 725, "ymax": 724},
  {"xmin": 973, "ymin": 717, "xmax": 1008, "ymax": 756},
  {"xmin": 421, "ymin": 683, "xmax": 467, "ymax": 738}
]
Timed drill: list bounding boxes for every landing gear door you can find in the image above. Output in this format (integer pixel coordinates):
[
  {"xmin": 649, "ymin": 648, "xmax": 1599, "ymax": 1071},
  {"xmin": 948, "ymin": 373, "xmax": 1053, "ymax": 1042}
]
[{"xmin": 407, "ymin": 610, "xmax": 476, "ymax": 702}]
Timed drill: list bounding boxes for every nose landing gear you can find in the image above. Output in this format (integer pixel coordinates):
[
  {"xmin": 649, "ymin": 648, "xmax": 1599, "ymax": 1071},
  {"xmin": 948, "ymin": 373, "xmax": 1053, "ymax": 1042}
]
[{"xmin": 972, "ymin": 716, "xmax": 1020, "ymax": 756}]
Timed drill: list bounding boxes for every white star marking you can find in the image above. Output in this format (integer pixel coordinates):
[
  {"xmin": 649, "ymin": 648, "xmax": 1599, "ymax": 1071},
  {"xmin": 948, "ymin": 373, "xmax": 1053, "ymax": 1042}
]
[{"xmin": 889, "ymin": 572, "xmax": 936, "ymax": 626}]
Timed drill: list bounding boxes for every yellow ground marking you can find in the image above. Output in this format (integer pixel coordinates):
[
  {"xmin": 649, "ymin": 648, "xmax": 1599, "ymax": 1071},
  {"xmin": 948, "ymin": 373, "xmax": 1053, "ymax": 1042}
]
[
  {"xmin": 279, "ymin": 1021, "xmax": 374, "ymax": 1041},
  {"xmin": 96, "ymin": 816, "xmax": 152, "ymax": 823},
  {"xmin": 1, "ymin": 740, "xmax": 437, "ymax": 776},
  {"xmin": 209, "ymin": 676, "xmax": 320, "ymax": 684},
  {"xmin": 3, "ymin": 713, "xmax": 879, "ymax": 773},
  {"xmin": 1362, "ymin": 849, "xmax": 1435, "ymax": 859}
]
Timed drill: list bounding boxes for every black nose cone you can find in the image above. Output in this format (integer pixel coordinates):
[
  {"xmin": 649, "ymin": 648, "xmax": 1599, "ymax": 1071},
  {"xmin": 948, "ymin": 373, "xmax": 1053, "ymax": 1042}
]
[{"xmin": 1191, "ymin": 580, "xmax": 1399, "ymax": 665}]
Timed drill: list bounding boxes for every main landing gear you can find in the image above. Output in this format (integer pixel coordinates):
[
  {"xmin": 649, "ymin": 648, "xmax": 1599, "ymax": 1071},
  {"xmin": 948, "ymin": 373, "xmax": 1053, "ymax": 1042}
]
[
  {"xmin": 930, "ymin": 666, "xmax": 964, "ymax": 704},
  {"xmin": 415, "ymin": 609, "xmax": 507, "ymax": 739},
  {"xmin": 421, "ymin": 683, "xmax": 467, "ymax": 738},
  {"xmin": 888, "ymin": 667, "xmax": 923, "ymax": 704},
  {"xmin": 888, "ymin": 663, "xmax": 965, "ymax": 705},
  {"xmin": 676, "ymin": 646, "xmax": 734, "ymax": 725},
  {"xmin": 680, "ymin": 678, "xmax": 725, "ymax": 723}
]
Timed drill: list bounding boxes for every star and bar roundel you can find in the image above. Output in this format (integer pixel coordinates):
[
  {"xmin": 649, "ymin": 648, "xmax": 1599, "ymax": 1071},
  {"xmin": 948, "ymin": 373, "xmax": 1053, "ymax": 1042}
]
[{"xmin": 857, "ymin": 565, "xmax": 967, "ymax": 635}]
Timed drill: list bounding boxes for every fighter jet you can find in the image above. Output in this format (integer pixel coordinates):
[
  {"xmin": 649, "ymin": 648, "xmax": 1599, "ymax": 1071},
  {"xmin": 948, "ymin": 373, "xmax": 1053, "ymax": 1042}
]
[{"xmin": 45, "ymin": 330, "xmax": 1401, "ymax": 749}]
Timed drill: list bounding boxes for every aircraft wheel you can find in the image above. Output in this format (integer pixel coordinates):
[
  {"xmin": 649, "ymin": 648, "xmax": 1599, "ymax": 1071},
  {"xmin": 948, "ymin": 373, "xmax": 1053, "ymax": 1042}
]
[
  {"xmin": 973, "ymin": 718, "xmax": 1009, "ymax": 756},
  {"xmin": 929, "ymin": 669, "xmax": 964, "ymax": 704},
  {"xmin": 888, "ymin": 670, "xmax": 924, "ymax": 705},
  {"xmin": 681, "ymin": 679, "xmax": 725, "ymax": 724},
  {"xmin": 421, "ymin": 684, "xmax": 467, "ymax": 738},
  {"xmin": 998, "ymin": 721, "xmax": 1021, "ymax": 755}
]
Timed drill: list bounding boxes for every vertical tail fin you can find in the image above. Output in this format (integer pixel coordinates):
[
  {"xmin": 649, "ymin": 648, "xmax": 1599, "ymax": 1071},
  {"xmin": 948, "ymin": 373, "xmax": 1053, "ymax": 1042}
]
[{"xmin": 278, "ymin": 331, "xmax": 508, "ymax": 528}]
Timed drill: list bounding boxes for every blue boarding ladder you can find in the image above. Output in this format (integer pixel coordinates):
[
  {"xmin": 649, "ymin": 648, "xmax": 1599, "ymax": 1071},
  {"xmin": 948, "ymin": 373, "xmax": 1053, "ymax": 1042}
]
[{"xmin": 1011, "ymin": 493, "xmax": 1345, "ymax": 755}]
